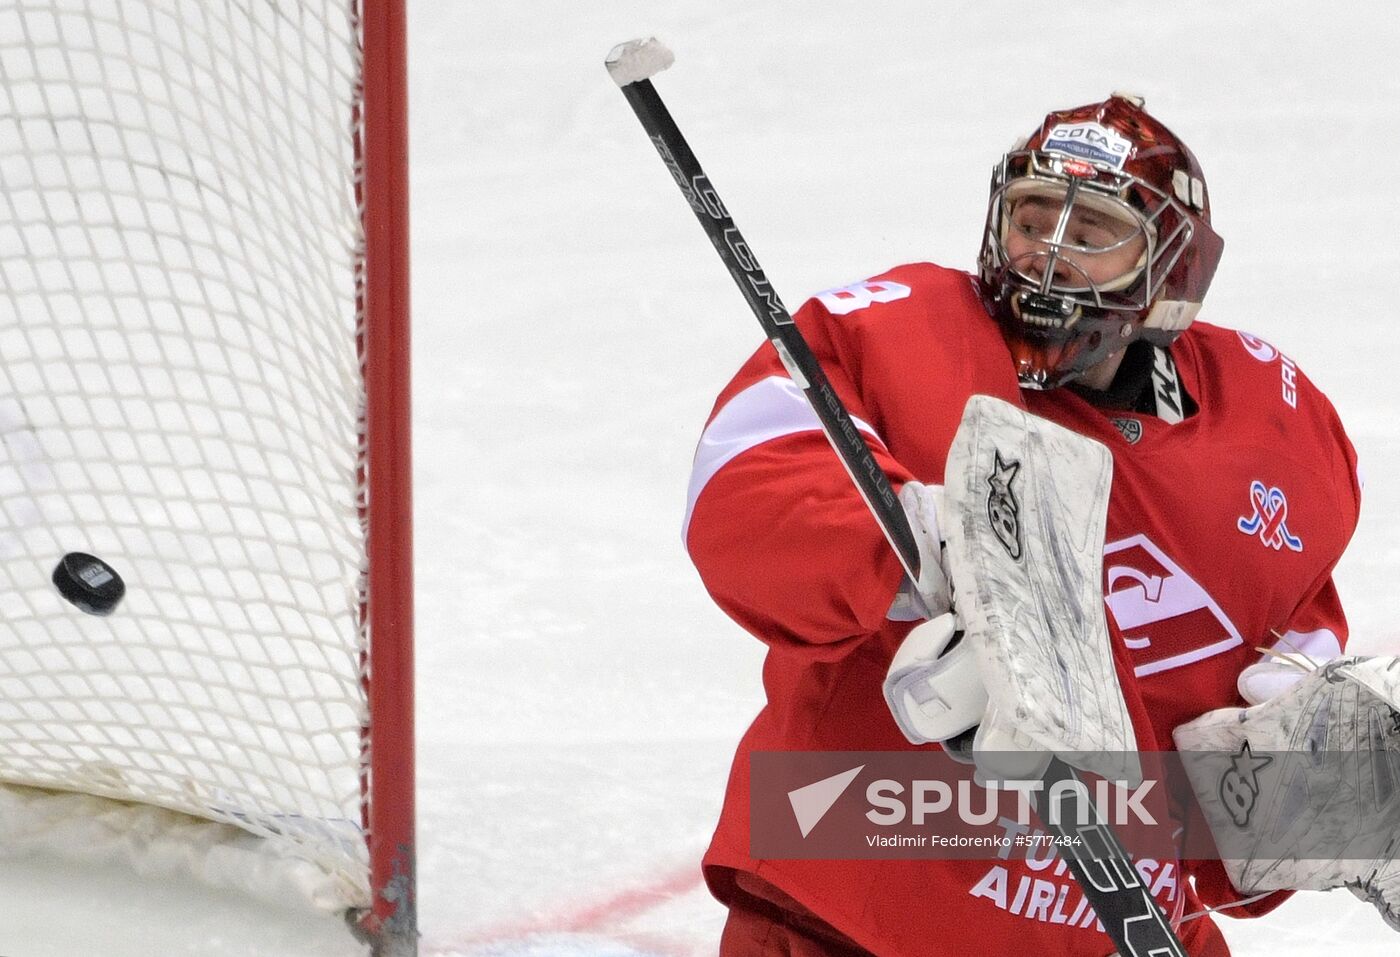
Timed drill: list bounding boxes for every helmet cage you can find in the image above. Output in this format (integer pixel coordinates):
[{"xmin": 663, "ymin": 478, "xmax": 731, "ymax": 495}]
[{"xmin": 981, "ymin": 149, "xmax": 1196, "ymax": 319}]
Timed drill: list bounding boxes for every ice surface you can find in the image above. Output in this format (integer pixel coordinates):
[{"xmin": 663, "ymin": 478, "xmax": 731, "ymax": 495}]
[{"xmin": 4, "ymin": 0, "xmax": 1400, "ymax": 954}]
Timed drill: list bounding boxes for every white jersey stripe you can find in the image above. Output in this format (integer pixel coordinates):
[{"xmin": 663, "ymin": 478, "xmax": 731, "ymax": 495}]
[{"xmin": 682, "ymin": 375, "xmax": 883, "ymax": 545}]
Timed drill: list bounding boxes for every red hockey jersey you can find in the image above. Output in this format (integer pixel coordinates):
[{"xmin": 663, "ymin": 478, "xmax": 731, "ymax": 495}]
[{"xmin": 686, "ymin": 262, "xmax": 1362, "ymax": 956}]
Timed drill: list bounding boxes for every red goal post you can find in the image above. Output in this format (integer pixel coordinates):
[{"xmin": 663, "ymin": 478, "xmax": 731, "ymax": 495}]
[{"xmin": 361, "ymin": 0, "xmax": 416, "ymax": 952}]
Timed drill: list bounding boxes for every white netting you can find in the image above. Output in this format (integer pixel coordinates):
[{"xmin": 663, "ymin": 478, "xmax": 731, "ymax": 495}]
[{"xmin": 0, "ymin": 0, "xmax": 370, "ymax": 909}]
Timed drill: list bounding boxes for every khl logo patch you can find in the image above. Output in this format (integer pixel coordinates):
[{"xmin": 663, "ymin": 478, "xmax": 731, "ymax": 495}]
[
  {"xmin": 1110, "ymin": 417, "xmax": 1143, "ymax": 444},
  {"xmin": 1236, "ymin": 480, "xmax": 1303, "ymax": 552}
]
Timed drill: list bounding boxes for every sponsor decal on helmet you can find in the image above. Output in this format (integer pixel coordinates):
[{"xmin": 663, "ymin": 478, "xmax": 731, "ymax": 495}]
[
  {"xmin": 1236, "ymin": 480, "xmax": 1303, "ymax": 552},
  {"xmin": 1061, "ymin": 159, "xmax": 1097, "ymax": 179},
  {"xmin": 1043, "ymin": 122, "xmax": 1133, "ymax": 171},
  {"xmin": 1110, "ymin": 417, "xmax": 1143, "ymax": 444}
]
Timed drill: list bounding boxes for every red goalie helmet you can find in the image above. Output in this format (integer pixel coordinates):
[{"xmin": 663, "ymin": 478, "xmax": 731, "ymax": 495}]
[{"xmin": 977, "ymin": 93, "xmax": 1225, "ymax": 389}]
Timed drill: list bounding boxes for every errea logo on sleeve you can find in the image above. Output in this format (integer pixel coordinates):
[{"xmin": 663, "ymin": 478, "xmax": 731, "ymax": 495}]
[
  {"xmin": 1236, "ymin": 331, "xmax": 1278, "ymax": 362},
  {"xmin": 1236, "ymin": 332, "xmax": 1298, "ymax": 409}
]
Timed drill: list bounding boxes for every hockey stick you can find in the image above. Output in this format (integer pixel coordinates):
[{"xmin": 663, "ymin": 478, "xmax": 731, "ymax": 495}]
[
  {"xmin": 603, "ymin": 39, "xmax": 921, "ymax": 584},
  {"xmin": 606, "ymin": 37, "xmax": 1185, "ymax": 957}
]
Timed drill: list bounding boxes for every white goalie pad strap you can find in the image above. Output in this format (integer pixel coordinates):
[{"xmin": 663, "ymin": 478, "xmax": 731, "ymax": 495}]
[
  {"xmin": 883, "ymin": 613, "xmax": 986, "ymax": 744},
  {"xmin": 887, "ymin": 481, "xmax": 951, "ymax": 621},
  {"xmin": 943, "ymin": 395, "xmax": 1141, "ymax": 786},
  {"xmin": 972, "ymin": 705, "xmax": 1053, "ymax": 783},
  {"xmin": 1173, "ymin": 656, "xmax": 1400, "ymax": 927}
]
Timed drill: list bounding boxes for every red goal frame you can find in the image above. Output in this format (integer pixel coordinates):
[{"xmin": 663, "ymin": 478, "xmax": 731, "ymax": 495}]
[{"xmin": 360, "ymin": 1, "xmax": 416, "ymax": 953}]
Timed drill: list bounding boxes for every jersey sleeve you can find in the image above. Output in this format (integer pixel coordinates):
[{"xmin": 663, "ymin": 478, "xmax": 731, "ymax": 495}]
[{"xmin": 683, "ymin": 293, "xmax": 914, "ymax": 660}]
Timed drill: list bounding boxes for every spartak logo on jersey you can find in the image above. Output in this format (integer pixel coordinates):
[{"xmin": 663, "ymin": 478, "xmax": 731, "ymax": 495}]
[
  {"xmin": 1236, "ymin": 480, "xmax": 1303, "ymax": 552},
  {"xmin": 1103, "ymin": 535, "xmax": 1244, "ymax": 676}
]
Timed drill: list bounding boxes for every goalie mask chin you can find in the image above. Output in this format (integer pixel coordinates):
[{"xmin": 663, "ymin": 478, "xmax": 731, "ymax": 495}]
[{"xmin": 977, "ymin": 93, "xmax": 1225, "ymax": 390}]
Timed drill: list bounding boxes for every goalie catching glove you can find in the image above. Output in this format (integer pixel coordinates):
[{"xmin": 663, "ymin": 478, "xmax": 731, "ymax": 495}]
[{"xmin": 1173, "ymin": 655, "xmax": 1400, "ymax": 931}]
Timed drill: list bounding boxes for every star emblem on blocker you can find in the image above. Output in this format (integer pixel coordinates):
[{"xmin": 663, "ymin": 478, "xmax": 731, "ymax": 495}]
[
  {"xmin": 1230, "ymin": 741, "xmax": 1272, "ymax": 789},
  {"xmin": 987, "ymin": 452, "xmax": 1020, "ymax": 501},
  {"xmin": 1219, "ymin": 740, "xmax": 1274, "ymax": 826},
  {"xmin": 985, "ymin": 452, "xmax": 1023, "ymax": 560}
]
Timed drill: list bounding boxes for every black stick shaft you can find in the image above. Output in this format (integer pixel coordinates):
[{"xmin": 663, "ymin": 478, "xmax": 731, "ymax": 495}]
[
  {"xmin": 617, "ymin": 77, "xmax": 921, "ymax": 583},
  {"xmin": 1041, "ymin": 757, "xmax": 1188, "ymax": 957},
  {"xmin": 613, "ymin": 60, "xmax": 1185, "ymax": 957}
]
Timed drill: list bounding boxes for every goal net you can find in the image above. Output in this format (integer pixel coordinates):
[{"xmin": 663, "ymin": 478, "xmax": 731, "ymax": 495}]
[{"xmin": 0, "ymin": 0, "xmax": 412, "ymax": 948}]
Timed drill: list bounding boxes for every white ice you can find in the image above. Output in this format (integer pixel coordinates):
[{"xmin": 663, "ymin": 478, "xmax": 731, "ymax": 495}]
[{"xmin": 4, "ymin": 1, "xmax": 1400, "ymax": 954}]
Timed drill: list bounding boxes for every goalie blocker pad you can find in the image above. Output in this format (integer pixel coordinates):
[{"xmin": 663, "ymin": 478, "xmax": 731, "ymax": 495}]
[{"xmin": 944, "ymin": 395, "xmax": 1141, "ymax": 786}]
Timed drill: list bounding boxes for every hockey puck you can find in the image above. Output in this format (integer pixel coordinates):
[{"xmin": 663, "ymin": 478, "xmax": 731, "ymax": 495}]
[{"xmin": 52, "ymin": 552, "xmax": 125, "ymax": 616}]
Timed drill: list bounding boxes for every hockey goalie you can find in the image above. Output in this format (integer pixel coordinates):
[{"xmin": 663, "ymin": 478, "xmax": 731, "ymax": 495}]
[{"xmin": 682, "ymin": 92, "xmax": 1379, "ymax": 956}]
